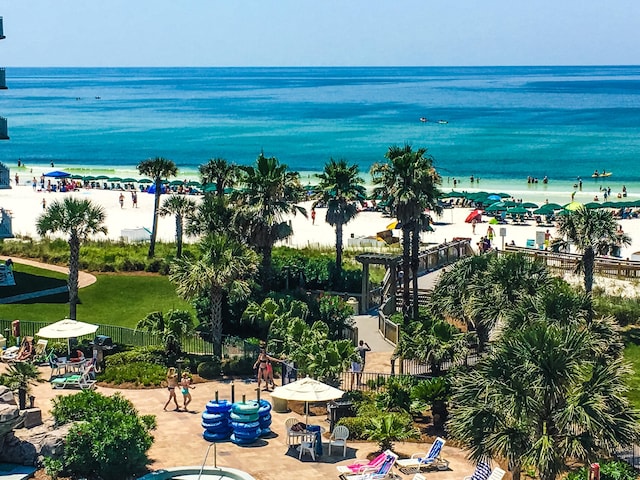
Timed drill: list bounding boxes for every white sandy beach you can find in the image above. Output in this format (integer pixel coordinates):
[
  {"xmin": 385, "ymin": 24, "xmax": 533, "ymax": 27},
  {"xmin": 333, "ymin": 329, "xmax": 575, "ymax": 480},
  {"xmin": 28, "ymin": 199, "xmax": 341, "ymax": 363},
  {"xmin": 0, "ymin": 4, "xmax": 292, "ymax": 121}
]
[{"xmin": 2, "ymin": 181, "xmax": 640, "ymax": 260}]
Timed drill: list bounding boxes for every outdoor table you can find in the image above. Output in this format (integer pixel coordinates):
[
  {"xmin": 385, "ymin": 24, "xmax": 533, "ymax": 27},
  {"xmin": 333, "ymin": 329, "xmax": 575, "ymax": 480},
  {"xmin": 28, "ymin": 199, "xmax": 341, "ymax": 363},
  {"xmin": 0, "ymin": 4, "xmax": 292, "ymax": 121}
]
[{"xmin": 306, "ymin": 425, "xmax": 325, "ymax": 457}]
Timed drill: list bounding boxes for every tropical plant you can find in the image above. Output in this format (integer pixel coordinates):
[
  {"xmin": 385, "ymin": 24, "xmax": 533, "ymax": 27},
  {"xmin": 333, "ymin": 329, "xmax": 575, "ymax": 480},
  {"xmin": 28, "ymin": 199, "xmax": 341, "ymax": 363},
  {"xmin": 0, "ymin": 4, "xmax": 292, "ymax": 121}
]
[
  {"xmin": 233, "ymin": 152, "xmax": 306, "ymax": 289},
  {"xmin": 159, "ymin": 194, "xmax": 196, "ymax": 258},
  {"xmin": 448, "ymin": 319, "xmax": 640, "ymax": 480},
  {"xmin": 363, "ymin": 412, "xmax": 419, "ymax": 452},
  {"xmin": 136, "ymin": 309, "xmax": 195, "ymax": 356},
  {"xmin": 313, "ymin": 159, "xmax": 366, "ymax": 279},
  {"xmin": 186, "ymin": 194, "xmax": 237, "ymax": 239},
  {"xmin": 36, "ymin": 197, "xmax": 107, "ymax": 319},
  {"xmin": 371, "ymin": 144, "xmax": 442, "ymax": 321},
  {"xmin": 2, "ymin": 361, "xmax": 41, "ymax": 409},
  {"xmin": 556, "ymin": 206, "xmax": 631, "ymax": 295},
  {"xmin": 318, "ymin": 295, "xmax": 355, "ymax": 340},
  {"xmin": 199, "ymin": 157, "xmax": 237, "ymax": 197},
  {"xmin": 137, "ymin": 156, "xmax": 178, "ymax": 258},
  {"xmin": 169, "ymin": 233, "xmax": 259, "ymax": 356}
]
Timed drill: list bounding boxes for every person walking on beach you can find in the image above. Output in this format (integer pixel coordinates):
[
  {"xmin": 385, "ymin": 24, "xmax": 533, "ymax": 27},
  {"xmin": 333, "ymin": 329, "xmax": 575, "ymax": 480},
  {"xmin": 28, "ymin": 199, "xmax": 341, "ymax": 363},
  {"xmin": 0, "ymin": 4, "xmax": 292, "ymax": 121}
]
[
  {"xmin": 131, "ymin": 191, "xmax": 138, "ymax": 208},
  {"xmin": 471, "ymin": 218, "xmax": 477, "ymax": 234},
  {"xmin": 180, "ymin": 372, "xmax": 195, "ymax": 412},
  {"xmin": 41, "ymin": 198, "xmax": 46, "ymax": 210},
  {"xmin": 486, "ymin": 225, "xmax": 495, "ymax": 243},
  {"xmin": 311, "ymin": 208, "xmax": 316, "ymax": 225},
  {"xmin": 119, "ymin": 192, "xmax": 125, "ymax": 209},
  {"xmin": 163, "ymin": 367, "xmax": 180, "ymax": 411}
]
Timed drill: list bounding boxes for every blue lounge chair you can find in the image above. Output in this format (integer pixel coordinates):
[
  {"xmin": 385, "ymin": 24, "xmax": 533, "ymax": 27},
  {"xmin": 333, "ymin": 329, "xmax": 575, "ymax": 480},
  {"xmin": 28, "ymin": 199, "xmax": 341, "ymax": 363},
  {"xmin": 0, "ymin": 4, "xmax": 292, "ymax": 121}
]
[{"xmin": 395, "ymin": 437, "xmax": 448, "ymax": 473}]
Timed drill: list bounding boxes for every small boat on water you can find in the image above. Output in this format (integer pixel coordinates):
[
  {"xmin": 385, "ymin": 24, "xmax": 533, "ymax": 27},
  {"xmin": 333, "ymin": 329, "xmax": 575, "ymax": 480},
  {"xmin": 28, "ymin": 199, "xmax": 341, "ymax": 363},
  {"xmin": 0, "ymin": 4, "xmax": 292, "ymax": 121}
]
[
  {"xmin": 592, "ymin": 171, "xmax": 612, "ymax": 178},
  {"xmin": 419, "ymin": 117, "xmax": 428, "ymax": 123},
  {"xmin": 438, "ymin": 120, "xmax": 448, "ymax": 124}
]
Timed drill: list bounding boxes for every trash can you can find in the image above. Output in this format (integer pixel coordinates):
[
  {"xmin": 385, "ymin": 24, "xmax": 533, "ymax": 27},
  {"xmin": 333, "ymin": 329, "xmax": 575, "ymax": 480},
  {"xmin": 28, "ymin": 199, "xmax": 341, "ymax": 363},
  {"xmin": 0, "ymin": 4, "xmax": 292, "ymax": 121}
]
[
  {"xmin": 327, "ymin": 401, "xmax": 355, "ymax": 432},
  {"xmin": 346, "ymin": 297, "xmax": 359, "ymax": 315},
  {"xmin": 272, "ymin": 397, "xmax": 289, "ymax": 413}
]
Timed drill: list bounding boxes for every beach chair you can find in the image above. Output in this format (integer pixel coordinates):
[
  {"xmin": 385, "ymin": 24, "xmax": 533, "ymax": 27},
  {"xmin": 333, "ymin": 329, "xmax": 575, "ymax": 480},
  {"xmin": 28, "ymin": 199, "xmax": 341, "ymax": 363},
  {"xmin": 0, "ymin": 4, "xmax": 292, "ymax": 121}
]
[
  {"xmin": 336, "ymin": 450, "xmax": 398, "ymax": 480},
  {"xmin": 395, "ymin": 437, "xmax": 448, "ymax": 474},
  {"xmin": 51, "ymin": 363, "xmax": 96, "ymax": 390},
  {"xmin": 338, "ymin": 450, "xmax": 398, "ymax": 480},
  {"xmin": 463, "ymin": 461, "xmax": 496, "ymax": 480},
  {"xmin": 32, "ymin": 339, "xmax": 48, "ymax": 364}
]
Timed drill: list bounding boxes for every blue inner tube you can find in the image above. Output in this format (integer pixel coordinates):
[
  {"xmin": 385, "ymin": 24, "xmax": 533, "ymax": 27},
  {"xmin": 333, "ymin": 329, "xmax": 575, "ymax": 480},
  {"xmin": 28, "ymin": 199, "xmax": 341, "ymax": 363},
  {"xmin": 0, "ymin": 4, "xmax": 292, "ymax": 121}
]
[
  {"xmin": 229, "ymin": 412, "xmax": 259, "ymax": 423},
  {"xmin": 201, "ymin": 420, "xmax": 228, "ymax": 429},
  {"xmin": 258, "ymin": 399, "xmax": 272, "ymax": 415},
  {"xmin": 206, "ymin": 400, "xmax": 232, "ymax": 414},
  {"xmin": 232, "ymin": 430, "xmax": 259, "ymax": 440},
  {"xmin": 259, "ymin": 427, "xmax": 271, "ymax": 436},
  {"xmin": 201, "ymin": 412, "xmax": 228, "ymax": 422},
  {"xmin": 203, "ymin": 430, "xmax": 231, "ymax": 442},
  {"xmin": 230, "ymin": 421, "xmax": 260, "ymax": 430},
  {"xmin": 259, "ymin": 414, "xmax": 272, "ymax": 424},
  {"xmin": 230, "ymin": 434, "xmax": 255, "ymax": 445},
  {"xmin": 232, "ymin": 401, "xmax": 260, "ymax": 415}
]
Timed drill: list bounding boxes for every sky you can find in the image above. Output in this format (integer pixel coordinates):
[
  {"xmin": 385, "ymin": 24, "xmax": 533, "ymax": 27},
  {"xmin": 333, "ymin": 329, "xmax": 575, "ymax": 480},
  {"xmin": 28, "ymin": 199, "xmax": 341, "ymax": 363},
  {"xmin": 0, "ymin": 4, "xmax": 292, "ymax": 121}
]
[{"xmin": 2, "ymin": 1, "xmax": 639, "ymax": 67}]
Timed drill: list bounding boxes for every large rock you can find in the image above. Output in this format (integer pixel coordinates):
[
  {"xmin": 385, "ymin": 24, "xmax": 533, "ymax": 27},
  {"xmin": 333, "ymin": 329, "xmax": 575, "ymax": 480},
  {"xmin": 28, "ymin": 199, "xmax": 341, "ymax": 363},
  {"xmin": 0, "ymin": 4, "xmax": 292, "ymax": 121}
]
[
  {"xmin": 0, "ymin": 385, "xmax": 22, "ymax": 437},
  {"xmin": 0, "ymin": 420, "xmax": 72, "ymax": 466}
]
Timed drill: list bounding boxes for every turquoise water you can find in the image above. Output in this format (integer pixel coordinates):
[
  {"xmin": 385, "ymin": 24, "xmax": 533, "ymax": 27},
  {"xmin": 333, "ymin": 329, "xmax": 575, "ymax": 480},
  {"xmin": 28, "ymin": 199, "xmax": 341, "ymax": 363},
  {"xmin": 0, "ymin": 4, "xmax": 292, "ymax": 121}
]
[{"xmin": 1, "ymin": 66, "xmax": 640, "ymax": 198}]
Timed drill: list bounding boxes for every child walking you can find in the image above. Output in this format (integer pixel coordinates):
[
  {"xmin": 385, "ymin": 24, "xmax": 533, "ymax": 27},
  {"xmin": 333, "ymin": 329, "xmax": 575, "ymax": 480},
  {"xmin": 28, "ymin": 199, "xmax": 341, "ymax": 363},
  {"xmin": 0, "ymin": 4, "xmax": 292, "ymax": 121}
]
[{"xmin": 180, "ymin": 372, "xmax": 195, "ymax": 412}]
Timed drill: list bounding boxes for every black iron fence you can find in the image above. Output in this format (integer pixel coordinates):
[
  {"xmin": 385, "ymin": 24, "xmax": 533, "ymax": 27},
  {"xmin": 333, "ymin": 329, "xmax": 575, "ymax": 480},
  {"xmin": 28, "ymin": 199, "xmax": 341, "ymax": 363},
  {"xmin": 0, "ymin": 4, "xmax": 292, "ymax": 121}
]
[
  {"xmin": 338, "ymin": 371, "xmax": 431, "ymax": 392},
  {"xmin": 616, "ymin": 444, "xmax": 640, "ymax": 470},
  {"xmin": 0, "ymin": 319, "xmax": 258, "ymax": 358}
]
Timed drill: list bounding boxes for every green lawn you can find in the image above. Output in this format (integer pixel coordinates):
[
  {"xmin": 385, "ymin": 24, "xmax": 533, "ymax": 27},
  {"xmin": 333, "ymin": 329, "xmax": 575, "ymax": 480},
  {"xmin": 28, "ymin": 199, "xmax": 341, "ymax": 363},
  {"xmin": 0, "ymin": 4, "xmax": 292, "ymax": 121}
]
[
  {"xmin": 1, "ymin": 265, "xmax": 194, "ymax": 329},
  {"xmin": 624, "ymin": 343, "xmax": 640, "ymax": 410}
]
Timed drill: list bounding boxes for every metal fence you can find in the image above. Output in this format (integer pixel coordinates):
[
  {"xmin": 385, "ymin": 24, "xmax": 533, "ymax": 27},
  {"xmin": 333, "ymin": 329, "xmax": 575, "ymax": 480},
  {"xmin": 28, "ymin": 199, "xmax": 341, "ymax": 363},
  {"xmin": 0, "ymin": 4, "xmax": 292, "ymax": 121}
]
[
  {"xmin": 338, "ymin": 371, "xmax": 432, "ymax": 392},
  {"xmin": 616, "ymin": 444, "xmax": 640, "ymax": 470},
  {"xmin": 0, "ymin": 318, "xmax": 258, "ymax": 358}
]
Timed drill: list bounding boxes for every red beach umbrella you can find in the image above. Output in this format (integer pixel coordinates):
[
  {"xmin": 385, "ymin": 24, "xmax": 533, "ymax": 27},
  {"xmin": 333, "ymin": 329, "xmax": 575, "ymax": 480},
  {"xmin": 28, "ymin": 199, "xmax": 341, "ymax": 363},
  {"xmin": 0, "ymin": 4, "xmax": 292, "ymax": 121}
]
[{"xmin": 465, "ymin": 209, "xmax": 483, "ymax": 223}]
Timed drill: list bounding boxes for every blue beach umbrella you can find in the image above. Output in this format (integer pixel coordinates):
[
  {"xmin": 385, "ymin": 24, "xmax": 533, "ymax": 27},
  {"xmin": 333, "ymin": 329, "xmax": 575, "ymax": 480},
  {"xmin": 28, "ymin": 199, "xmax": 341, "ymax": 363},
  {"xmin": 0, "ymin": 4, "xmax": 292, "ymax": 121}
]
[{"xmin": 44, "ymin": 170, "xmax": 71, "ymax": 178}]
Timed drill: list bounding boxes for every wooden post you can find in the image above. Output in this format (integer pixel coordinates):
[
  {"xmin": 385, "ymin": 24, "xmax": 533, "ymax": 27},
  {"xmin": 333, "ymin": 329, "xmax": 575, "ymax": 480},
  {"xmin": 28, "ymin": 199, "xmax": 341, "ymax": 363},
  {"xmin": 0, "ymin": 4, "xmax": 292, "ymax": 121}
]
[{"xmin": 231, "ymin": 382, "xmax": 235, "ymax": 403}]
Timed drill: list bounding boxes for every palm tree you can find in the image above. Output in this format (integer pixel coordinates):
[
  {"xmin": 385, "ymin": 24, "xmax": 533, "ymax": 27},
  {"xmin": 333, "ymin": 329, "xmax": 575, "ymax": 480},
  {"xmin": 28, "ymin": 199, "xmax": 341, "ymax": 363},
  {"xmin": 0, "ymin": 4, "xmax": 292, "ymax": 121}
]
[
  {"xmin": 371, "ymin": 144, "xmax": 442, "ymax": 320},
  {"xmin": 137, "ymin": 156, "xmax": 178, "ymax": 258},
  {"xmin": 199, "ymin": 157, "xmax": 237, "ymax": 198},
  {"xmin": 36, "ymin": 197, "xmax": 107, "ymax": 320},
  {"xmin": 159, "ymin": 194, "xmax": 196, "ymax": 258},
  {"xmin": 448, "ymin": 318, "xmax": 640, "ymax": 480},
  {"xmin": 314, "ymin": 159, "xmax": 366, "ymax": 281},
  {"xmin": 169, "ymin": 234, "xmax": 258, "ymax": 357},
  {"xmin": 3, "ymin": 361, "xmax": 41, "ymax": 410},
  {"xmin": 136, "ymin": 309, "xmax": 194, "ymax": 356},
  {"xmin": 234, "ymin": 152, "xmax": 306, "ymax": 289},
  {"xmin": 556, "ymin": 206, "xmax": 631, "ymax": 295}
]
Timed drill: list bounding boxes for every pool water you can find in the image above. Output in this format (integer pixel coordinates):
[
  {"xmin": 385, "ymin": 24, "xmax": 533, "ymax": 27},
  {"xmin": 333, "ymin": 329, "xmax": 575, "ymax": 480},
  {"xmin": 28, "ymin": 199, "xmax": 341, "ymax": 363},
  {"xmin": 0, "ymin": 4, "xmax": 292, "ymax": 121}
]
[{"xmin": 137, "ymin": 466, "xmax": 255, "ymax": 480}]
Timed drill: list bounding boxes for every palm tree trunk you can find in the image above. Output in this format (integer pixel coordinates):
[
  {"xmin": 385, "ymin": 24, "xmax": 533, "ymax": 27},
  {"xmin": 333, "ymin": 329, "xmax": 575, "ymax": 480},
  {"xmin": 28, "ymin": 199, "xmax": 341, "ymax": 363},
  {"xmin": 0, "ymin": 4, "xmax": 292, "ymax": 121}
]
[
  {"xmin": 335, "ymin": 222, "xmax": 344, "ymax": 283},
  {"xmin": 261, "ymin": 243, "xmax": 273, "ymax": 291},
  {"xmin": 411, "ymin": 224, "xmax": 420, "ymax": 321},
  {"xmin": 68, "ymin": 235, "xmax": 80, "ymax": 320},
  {"xmin": 148, "ymin": 179, "xmax": 162, "ymax": 258},
  {"xmin": 210, "ymin": 288, "xmax": 223, "ymax": 358},
  {"xmin": 176, "ymin": 215, "xmax": 183, "ymax": 258},
  {"xmin": 401, "ymin": 226, "xmax": 411, "ymax": 322},
  {"xmin": 584, "ymin": 247, "xmax": 595, "ymax": 322}
]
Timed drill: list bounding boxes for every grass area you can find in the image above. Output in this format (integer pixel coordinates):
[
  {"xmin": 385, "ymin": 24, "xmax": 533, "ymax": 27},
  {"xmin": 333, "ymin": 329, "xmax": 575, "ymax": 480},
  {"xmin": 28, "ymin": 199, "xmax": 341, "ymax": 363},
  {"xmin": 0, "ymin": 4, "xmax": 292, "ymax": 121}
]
[
  {"xmin": 624, "ymin": 343, "xmax": 640, "ymax": 410},
  {"xmin": 1, "ymin": 265, "xmax": 194, "ymax": 329}
]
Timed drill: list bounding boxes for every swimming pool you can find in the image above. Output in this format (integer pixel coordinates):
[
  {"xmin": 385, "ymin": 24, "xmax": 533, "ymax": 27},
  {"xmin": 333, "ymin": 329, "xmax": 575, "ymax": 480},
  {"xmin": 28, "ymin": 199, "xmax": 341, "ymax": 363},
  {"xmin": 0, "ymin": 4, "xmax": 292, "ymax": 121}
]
[{"xmin": 137, "ymin": 466, "xmax": 256, "ymax": 480}]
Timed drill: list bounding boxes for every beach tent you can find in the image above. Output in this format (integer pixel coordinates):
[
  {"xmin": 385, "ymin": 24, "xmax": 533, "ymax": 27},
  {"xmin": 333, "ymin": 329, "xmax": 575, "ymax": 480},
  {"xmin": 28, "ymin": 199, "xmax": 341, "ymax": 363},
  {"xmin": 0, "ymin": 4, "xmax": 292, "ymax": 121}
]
[
  {"xmin": 465, "ymin": 209, "xmax": 482, "ymax": 223},
  {"xmin": 146, "ymin": 184, "xmax": 167, "ymax": 194},
  {"xmin": 44, "ymin": 170, "xmax": 71, "ymax": 178},
  {"xmin": 120, "ymin": 227, "xmax": 151, "ymax": 243}
]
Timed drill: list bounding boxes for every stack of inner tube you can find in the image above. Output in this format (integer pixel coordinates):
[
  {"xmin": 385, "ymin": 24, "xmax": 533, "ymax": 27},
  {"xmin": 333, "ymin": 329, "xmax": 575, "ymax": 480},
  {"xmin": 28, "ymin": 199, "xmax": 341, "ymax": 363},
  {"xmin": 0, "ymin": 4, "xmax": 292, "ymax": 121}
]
[
  {"xmin": 230, "ymin": 400, "xmax": 260, "ymax": 445},
  {"xmin": 257, "ymin": 399, "xmax": 272, "ymax": 436},
  {"xmin": 202, "ymin": 399, "xmax": 232, "ymax": 442}
]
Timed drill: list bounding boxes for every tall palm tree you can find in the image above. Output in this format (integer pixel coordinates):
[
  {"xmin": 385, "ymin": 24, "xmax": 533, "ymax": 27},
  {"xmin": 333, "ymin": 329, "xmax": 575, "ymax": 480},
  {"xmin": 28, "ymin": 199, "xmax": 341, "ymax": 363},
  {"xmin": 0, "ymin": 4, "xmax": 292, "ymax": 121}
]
[
  {"xmin": 314, "ymin": 158, "xmax": 366, "ymax": 279},
  {"xmin": 159, "ymin": 194, "xmax": 196, "ymax": 258},
  {"xmin": 556, "ymin": 206, "xmax": 631, "ymax": 295},
  {"xmin": 234, "ymin": 152, "xmax": 306, "ymax": 289},
  {"xmin": 371, "ymin": 144, "xmax": 442, "ymax": 320},
  {"xmin": 36, "ymin": 197, "xmax": 107, "ymax": 320},
  {"xmin": 448, "ymin": 318, "xmax": 640, "ymax": 480},
  {"xmin": 199, "ymin": 157, "xmax": 237, "ymax": 198},
  {"xmin": 169, "ymin": 234, "xmax": 258, "ymax": 357},
  {"xmin": 137, "ymin": 156, "xmax": 178, "ymax": 258}
]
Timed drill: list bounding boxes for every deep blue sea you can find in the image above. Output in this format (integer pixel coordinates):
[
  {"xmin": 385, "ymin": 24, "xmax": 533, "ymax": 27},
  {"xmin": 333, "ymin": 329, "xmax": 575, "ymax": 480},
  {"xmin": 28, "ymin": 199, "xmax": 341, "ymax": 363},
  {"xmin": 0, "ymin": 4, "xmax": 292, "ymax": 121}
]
[{"xmin": 1, "ymin": 66, "xmax": 640, "ymax": 197}]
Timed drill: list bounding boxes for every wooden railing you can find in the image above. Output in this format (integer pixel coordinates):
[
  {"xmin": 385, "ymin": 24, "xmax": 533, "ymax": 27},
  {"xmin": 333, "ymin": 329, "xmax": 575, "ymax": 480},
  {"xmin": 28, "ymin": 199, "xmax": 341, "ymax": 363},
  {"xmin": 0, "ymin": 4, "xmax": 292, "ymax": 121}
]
[{"xmin": 503, "ymin": 245, "xmax": 640, "ymax": 279}]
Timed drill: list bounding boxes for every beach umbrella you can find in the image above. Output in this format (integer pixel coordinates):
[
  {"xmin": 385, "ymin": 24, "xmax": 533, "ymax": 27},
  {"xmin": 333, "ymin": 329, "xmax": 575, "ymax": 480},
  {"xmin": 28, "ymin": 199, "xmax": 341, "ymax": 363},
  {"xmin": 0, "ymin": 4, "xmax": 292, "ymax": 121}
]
[
  {"xmin": 521, "ymin": 202, "xmax": 538, "ymax": 209},
  {"xmin": 386, "ymin": 220, "xmax": 400, "ymax": 230},
  {"xmin": 502, "ymin": 200, "xmax": 518, "ymax": 207},
  {"xmin": 271, "ymin": 377, "xmax": 344, "ymax": 425},
  {"xmin": 36, "ymin": 318, "xmax": 99, "ymax": 355},
  {"xmin": 442, "ymin": 191, "xmax": 466, "ymax": 198},
  {"xmin": 544, "ymin": 203, "xmax": 563, "ymax": 210},
  {"xmin": 137, "ymin": 178, "xmax": 153, "ymax": 184},
  {"xmin": 204, "ymin": 183, "xmax": 217, "ymax": 193},
  {"xmin": 122, "ymin": 177, "xmax": 137, "ymax": 183},
  {"xmin": 584, "ymin": 202, "xmax": 602, "ymax": 209},
  {"xmin": 496, "ymin": 192, "xmax": 511, "ymax": 198},
  {"xmin": 487, "ymin": 194, "xmax": 502, "ymax": 201},
  {"xmin": 187, "ymin": 181, "xmax": 202, "ymax": 187},
  {"xmin": 95, "ymin": 175, "xmax": 109, "ymax": 180},
  {"xmin": 83, "ymin": 175, "xmax": 96, "ymax": 181},
  {"xmin": 533, "ymin": 205, "xmax": 556, "ymax": 215},
  {"xmin": 489, "ymin": 217, "xmax": 499, "ymax": 225},
  {"xmin": 108, "ymin": 176, "xmax": 122, "ymax": 182},
  {"xmin": 485, "ymin": 202, "xmax": 507, "ymax": 212},
  {"xmin": 44, "ymin": 170, "xmax": 71, "ymax": 178},
  {"xmin": 169, "ymin": 180, "xmax": 184, "ymax": 186},
  {"xmin": 465, "ymin": 209, "xmax": 483, "ymax": 223},
  {"xmin": 507, "ymin": 206, "xmax": 529, "ymax": 215},
  {"xmin": 631, "ymin": 199, "xmax": 640, "ymax": 207},
  {"xmin": 223, "ymin": 187, "xmax": 236, "ymax": 195},
  {"xmin": 564, "ymin": 201, "xmax": 583, "ymax": 211},
  {"xmin": 70, "ymin": 174, "xmax": 84, "ymax": 180}
]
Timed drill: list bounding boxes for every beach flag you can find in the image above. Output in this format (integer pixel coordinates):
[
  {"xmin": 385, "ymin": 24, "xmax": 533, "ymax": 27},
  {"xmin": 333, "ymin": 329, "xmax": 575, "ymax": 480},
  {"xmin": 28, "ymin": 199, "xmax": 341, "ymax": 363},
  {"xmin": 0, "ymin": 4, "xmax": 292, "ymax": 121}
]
[{"xmin": 470, "ymin": 461, "xmax": 493, "ymax": 480}]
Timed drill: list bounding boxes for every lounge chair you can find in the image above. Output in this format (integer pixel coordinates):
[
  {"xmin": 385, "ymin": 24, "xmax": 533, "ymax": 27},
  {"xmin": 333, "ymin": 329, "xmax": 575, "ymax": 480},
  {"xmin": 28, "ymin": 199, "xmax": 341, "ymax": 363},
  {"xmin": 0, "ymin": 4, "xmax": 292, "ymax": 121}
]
[
  {"xmin": 463, "ymin": 462, "xmax": 497, "ymax": 480},
  {"xmin": 339, "ymin": 451, "xmax": 398, "ymax": 480},
  {"xmin": 2, "ymin": 337, "xmax": 34, "ymax": 363},
  {"xmin": 337, "ymin": 450, "xmax": 398, "ymax": 479},
  {"xmin": 395, "ymin": 437, "xmax": 448, "ymax": 473},
  {"xmin": 51, "ymin": 363, "xmax": 96, "ymax": 390},
  {"xmin": 32, "ymin": 339, "xmax": 48, "ymax": 363}
]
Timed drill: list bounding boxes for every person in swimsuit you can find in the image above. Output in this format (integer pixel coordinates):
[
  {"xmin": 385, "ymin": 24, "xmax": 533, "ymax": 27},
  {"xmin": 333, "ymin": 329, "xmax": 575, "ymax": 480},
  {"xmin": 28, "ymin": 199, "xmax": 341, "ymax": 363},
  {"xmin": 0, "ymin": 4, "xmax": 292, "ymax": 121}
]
[
  {"xmin": 163, "ymin": 367, "xmax": 180, "ymax": 411},
  {"xmin": 253, "ymin": 347, "xmax": 280, "ymax": 392},
  {"xmin": 180, "ymin": 372, "xmax": 195, "ymax": 412}
]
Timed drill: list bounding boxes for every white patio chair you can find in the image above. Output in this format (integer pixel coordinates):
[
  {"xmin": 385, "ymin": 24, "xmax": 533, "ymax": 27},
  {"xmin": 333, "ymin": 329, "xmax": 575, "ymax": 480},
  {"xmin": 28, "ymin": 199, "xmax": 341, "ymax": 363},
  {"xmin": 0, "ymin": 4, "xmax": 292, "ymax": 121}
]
[
  {"xmin": 329, "ymin": 425, "xmax": 349, "ymax": 456},
  {"xmin": 285, "ymin": 417, "xmax": 300, "ymax": 447},
  {"xmin": 298, "ymin": 432, "xmax": 316, "ymax": 461}
]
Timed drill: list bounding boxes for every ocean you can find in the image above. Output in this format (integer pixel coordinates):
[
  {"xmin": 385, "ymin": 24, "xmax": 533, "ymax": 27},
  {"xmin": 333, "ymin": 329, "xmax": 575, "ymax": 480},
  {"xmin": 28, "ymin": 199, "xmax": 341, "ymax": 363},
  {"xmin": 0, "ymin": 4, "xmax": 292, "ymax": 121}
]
[{"xmin": 1, "ymin": 66, "xmax": 640, "ymax": 202}]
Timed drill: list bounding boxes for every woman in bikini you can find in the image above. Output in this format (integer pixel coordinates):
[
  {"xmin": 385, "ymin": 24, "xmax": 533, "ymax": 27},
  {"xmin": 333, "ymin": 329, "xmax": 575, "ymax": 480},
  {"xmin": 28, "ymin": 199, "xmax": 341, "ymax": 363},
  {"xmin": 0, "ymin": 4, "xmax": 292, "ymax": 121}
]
[
  {"xmin": 253, "ymin": 347, "xmax": 281, "ymax": 392},
  {"xmin": 163, "ymin": 367, "xmax": 180, "ymax": 411}
]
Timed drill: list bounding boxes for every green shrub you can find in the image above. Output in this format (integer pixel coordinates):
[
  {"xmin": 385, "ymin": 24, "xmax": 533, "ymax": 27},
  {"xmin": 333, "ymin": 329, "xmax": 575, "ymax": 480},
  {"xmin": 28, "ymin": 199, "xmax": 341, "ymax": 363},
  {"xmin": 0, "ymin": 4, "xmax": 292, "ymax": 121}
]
[
  {"xmin": 105, "ymin": 346, "xmax": 167, "ymax": 368},
  {"xmin": 594, "ymin": 295, "xmax": 640, "ymax": 327},
  {"xmin": 336, "ymin": 415, "xmax": 372, "ymax": 440},
  {"xmin": 99, "ymin": 361, "xmax": 166, "ymax": 387},
  {"xmin": 566, "ymin": 460, "xmax": 637, "ymax": 480},
  {"xmin": 51, "ymin": 390, "xmax": 155, "ymax": 480},
  {"xmin": 198, "ymin": 358, "xmax": 222, "ymax": 379},
  {"xmin": 221, "ymin": 357, "xmax": 254, "ymax": 376}
]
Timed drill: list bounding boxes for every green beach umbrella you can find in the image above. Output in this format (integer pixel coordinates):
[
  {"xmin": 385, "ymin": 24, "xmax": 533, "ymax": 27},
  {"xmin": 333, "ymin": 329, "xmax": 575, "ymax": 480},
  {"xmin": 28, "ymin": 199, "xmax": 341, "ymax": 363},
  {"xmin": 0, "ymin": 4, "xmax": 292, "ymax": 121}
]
[
  {"xmin": 96, "ymin": 175, "xmax": 109, "ymax": 180},
  {"xmin": 533, "ymin": 205, "xmax": 555, "ymax": 215},
  {"xmin": 169, "ymin": 180, "xmax": 184, "ymax": 186},
  {"xmin": 507, "ymin": 206, "xmax": 529, "ymax": 215},
  {"xmin": 108, "ymin": 176, "xmax": 122, "ymax": 182},
  {"xmin": 83, "ymin": 175, "xmax": 96, "ymax": 181},
  {"xmin": 138, "ymin": 178, "xmax": 153, "ymax": 184},
  {"xmin": 441, "ymin": 191, "xmax": 466, "ymax": 198},
  {"xmin": 497, "ymin": 192, "xmax": 511, "ymax": 198},
  {"xmin": 584, "ymin": 202, "xmax": 602, "ymax": 209},
  {"xmin": 544, "ymin": 203, "xmax": 563, "ymax": 210},
  {"xmin": 521, "ymin": 202, "xmax": 538, "ymax": 209},
  {"xmin": 187, "ymin": 180, "xmax": 202, "ymax": 187},
  {"xmin": 204, "ymin": 183, "xmax": 217, "ymax": 193},
  {"xmin": 70, "ymin": 174, "xmax": 83, "ymax": 180},
  {"xmin": 122, "ymin": 177, "xmax": 136, "ymax": 183},
  {"xmin": 502, "ymin": 200, "xmax": 518, "ymax": 207},
  {"xmin": 485, "ymin": 202, "xmax": 507, "ymax": 212}
]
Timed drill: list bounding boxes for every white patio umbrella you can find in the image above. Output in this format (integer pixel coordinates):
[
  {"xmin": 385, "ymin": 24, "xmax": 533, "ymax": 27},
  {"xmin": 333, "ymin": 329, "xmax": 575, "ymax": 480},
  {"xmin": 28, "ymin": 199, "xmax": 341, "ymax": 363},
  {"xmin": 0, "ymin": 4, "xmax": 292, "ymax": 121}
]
[
  {"xmin": 36, "ymin": 318, "xmax": 98, "ymax": 355},
  {"xmin": 271, "ymin": 377, "xmax": 345, "ymax": 424}
]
